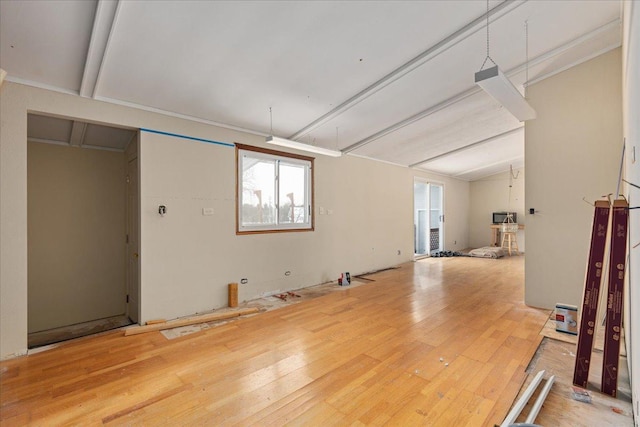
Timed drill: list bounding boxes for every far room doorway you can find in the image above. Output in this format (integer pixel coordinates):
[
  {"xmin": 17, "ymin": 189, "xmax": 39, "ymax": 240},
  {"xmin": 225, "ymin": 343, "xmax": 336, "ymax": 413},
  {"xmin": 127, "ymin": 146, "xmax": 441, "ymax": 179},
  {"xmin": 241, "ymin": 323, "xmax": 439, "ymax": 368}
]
[
  {"xmin": 414, "ymin": 179, "xmax": 444, "ymax": 258},
  {"xmin": 26, "ymin": 114, "xmax": 140, "ymax": 348}
]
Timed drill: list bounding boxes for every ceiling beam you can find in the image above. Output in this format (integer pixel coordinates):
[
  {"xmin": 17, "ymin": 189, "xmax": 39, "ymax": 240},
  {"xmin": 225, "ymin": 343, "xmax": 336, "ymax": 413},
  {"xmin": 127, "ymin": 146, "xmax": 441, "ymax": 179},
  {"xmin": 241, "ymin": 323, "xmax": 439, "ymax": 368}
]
[
  {"xmin": 409, "ymin": 127, "xmax": 523, "ymax": 168},
  {"xmin": 27, "ymin": 137, "xmax": 70, "ymax": 147},
  {"xmin": 451, "ymin": 155, "xmax": 524, "ymax": 179},
  {"xmin": 80, "ymin": 0, "xmax": 120, "ymax": 98},
  {"xmin": 288, "ymin": 0, "xmax": 525, "ymax": 142},
  {"xmin": 69, "ymin": 121, "xmax": 88, "ymax": 147},
  {"xmin": 343, "ymin": 18, "xmax": 621, "ymax": 155},
  {"xmin": 343, "ymin": 87, "xmax": 480, "ymax": 154}
]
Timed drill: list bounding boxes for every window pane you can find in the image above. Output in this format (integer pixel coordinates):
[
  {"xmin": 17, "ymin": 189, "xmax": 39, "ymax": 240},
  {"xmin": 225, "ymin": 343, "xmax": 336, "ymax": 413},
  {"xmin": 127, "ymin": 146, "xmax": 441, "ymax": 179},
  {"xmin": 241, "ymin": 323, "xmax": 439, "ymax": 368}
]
[
  {"xmin": 236, "ymin": 145, "xmax": 313, "ymax": 233},
  {"xmin": 278, "ymin": 162, "xmax": 307, "ymax": 224},
  {"xmin": 241, "ymin": 156, "xmax": 276, "ymax": 226}
]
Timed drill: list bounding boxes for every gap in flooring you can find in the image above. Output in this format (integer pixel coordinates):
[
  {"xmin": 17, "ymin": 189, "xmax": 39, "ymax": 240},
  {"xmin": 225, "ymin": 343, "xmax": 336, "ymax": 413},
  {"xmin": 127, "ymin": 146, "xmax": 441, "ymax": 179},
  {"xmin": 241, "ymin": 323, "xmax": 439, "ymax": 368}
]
[{"xmin": 28, "ymin": 314, "xmax": 133, "ymax": 348}]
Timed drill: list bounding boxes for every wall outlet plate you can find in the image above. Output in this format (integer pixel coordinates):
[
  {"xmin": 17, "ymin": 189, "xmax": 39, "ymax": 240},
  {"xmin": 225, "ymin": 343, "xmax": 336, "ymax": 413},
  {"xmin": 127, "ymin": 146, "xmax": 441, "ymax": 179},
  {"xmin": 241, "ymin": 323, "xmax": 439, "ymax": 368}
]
[{"xmin": 202, "ymin": 207, "xmax": 214, "ymax": 216}]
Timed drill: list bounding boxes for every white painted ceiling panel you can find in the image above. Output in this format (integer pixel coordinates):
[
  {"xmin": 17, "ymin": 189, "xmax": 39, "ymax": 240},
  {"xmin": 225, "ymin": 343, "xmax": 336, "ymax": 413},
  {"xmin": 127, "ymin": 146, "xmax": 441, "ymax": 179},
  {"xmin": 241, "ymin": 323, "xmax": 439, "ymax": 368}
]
[
  {"xmin": 354, "ymin": 91, "xmax": 521, "ymax": 164},
  {"xmin": 82, "ymin": 124, "xmax": 135, "ymax": 150},
  {"xmin": 27, "ymin": 114, "xmax": 136, "ymax": 151},
  {"xmin": 0, "ymin": 0, "xmax": 97, "ymax": 92},
  {"xmin": 416, "ymin": 128, "xmax": 524, "ymax": 181},
  {"xmin": 27, "ymin": 114, "xmax": 73, "ymax": 143},
  {"xmin": 1, "ymin": 0, "xmax": 623, "ymax": 181},
  {"xmin": 303, "ymin": 0, "xmax": 621, "ymax": 151},
  {"xmin": 96, "ymin": 0, "xmax": 486, "ymax": 136}
]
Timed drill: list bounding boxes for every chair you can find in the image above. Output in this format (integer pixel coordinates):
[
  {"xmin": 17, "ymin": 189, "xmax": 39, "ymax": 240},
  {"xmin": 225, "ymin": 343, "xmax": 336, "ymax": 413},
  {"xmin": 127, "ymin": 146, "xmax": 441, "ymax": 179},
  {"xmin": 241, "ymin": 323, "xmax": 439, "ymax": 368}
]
[{"xmin": 500, "ymin": 223, "xmax": 519, "ymax": 256}]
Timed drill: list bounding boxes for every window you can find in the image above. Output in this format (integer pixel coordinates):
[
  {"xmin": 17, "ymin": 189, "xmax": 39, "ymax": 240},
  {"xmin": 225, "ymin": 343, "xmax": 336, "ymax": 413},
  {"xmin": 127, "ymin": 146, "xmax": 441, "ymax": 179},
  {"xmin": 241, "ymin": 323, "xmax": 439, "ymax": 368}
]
[{"xmin": 236, "ymin": 144, "xmax": 314, "ymax": 234}]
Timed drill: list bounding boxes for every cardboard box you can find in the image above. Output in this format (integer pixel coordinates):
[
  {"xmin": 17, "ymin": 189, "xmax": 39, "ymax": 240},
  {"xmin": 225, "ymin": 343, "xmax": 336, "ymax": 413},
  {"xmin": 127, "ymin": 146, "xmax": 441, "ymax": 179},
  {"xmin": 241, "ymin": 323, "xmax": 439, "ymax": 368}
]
[{"xmin": 555, "ymin": 303, "xmax": 578, "ymax": 335}]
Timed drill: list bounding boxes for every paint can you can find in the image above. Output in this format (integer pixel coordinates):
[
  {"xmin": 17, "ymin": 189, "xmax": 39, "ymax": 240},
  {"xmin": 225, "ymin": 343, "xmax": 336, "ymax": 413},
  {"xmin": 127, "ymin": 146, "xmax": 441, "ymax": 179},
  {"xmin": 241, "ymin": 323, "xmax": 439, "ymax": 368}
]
[{"xmin": 555, "ymin": 303, "xmax": 578, "ymax": 335}]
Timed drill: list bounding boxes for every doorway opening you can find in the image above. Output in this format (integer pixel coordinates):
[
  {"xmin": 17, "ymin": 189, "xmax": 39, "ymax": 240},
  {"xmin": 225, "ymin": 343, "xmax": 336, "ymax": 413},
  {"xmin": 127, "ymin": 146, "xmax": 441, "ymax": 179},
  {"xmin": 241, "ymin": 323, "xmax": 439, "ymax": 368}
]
[
  {"xmin": 26, "ymin": 114, "xmax": 139, "ymax": 348},
  {"xmin": 414, "ymin": 179, "xmax": 444, "ymax": 258}
]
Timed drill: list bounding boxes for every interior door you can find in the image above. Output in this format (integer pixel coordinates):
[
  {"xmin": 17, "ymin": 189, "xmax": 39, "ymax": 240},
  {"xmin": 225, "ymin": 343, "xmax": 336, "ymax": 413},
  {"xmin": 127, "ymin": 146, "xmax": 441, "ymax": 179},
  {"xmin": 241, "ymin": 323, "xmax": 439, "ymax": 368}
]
[
  {"xmin": 126, "ymin": 155, "xmax": 140, "ymax": 323},
  {"xmin": 430, "ymin": 183, "xmax": 444, "ymax": 253},
  {"xmin": 415, "ymin": 179, "xmax": 445, "ymax": 257},
  {"xmin": 414, "ymin": 181, "xmax": 429, "ymax": 256}
]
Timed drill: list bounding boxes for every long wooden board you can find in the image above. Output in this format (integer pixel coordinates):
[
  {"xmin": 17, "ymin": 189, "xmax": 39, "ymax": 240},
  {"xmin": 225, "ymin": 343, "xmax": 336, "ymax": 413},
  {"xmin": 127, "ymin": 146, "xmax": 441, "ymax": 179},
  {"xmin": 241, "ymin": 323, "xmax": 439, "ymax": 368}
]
[
  {"xmin": 601, "ymin": 199, "xmax": 629, "ymax": 397},
  {"xmin": 124, "ymin": 307, "xmax": 260, "ymax": 336},
  {"xmin": 573, "ymin": 200, "xmax": 611, "ymax": 388}
]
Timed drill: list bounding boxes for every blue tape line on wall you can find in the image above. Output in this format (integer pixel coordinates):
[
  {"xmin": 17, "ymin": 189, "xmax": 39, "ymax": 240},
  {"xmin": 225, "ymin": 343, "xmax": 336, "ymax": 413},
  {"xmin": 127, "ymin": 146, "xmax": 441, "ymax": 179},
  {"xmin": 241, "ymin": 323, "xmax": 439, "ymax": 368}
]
[{"xmin": 140, "ymin": 128, "xmax": 235, "ymax": 148}]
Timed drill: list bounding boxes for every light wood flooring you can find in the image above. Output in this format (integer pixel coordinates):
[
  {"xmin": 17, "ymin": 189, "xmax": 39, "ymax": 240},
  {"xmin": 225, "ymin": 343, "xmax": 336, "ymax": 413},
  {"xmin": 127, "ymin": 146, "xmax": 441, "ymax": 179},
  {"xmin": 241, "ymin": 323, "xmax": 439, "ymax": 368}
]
[
  {"xmin": 515, "ymin": 338, "xmax": 633, "ymax": 426},
  {"xmin": 2, "ymin": 256, "xmax": 551, "ymax": 425}
]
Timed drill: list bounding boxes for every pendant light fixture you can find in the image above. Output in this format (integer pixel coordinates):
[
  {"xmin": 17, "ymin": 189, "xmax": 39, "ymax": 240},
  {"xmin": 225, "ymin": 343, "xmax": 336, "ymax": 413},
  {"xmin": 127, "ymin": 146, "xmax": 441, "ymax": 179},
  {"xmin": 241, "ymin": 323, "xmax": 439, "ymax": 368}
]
[
  {"xmin": 474, "ymin": 1, "xmax": 536, "ymax": 122},
  {"xmin": 265, "ymin": 108, "xmax": 342, "ymax": 157}
]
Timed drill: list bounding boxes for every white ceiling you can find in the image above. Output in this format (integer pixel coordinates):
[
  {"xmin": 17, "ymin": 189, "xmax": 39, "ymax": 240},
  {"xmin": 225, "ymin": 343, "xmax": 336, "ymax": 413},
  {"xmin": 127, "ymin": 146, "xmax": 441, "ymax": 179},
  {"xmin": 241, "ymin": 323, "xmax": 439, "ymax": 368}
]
[
  {"xmin": 0, "ymin": 0, "xmax": 622, "ymax": 180},
  {"xmin": 27, "ymin": 114, "xmax": 137, "ymax": 152}
]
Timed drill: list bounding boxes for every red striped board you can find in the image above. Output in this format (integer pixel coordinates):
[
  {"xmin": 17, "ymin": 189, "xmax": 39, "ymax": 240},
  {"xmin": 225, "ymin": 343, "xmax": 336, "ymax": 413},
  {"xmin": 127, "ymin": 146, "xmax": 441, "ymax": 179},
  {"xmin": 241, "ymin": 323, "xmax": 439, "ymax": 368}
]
[
  {"xmin": 573, "ymin": 200, "xmax": 611, "ymax": 388},
  {"xmin": 601, "ymin": 199, "xmax": 630, "ymax": 397}
]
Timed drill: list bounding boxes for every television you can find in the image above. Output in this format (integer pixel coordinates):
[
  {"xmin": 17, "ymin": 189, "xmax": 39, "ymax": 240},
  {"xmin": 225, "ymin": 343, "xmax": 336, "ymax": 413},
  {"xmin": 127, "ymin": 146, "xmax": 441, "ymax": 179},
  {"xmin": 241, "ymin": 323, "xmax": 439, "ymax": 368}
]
[{"xmin": 493, "ymin": 212, "xmax": 517, "ymax": 224}]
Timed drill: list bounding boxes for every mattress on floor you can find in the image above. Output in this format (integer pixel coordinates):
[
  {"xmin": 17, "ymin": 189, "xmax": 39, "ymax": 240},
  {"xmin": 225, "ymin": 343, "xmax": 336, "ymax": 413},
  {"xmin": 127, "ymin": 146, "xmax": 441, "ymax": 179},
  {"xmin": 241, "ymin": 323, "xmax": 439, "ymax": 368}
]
[{"xmin": 468, "ymin": 246, "xmax": 507, "ymax": 259}]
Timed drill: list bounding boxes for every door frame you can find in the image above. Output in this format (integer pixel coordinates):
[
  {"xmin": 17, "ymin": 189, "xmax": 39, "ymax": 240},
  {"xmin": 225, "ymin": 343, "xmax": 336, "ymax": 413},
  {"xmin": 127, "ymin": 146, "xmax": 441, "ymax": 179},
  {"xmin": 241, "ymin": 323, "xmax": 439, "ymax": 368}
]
[
  {"xmin": 125, "ymin": 133, "xmax": 141, "ymax": 324},
  {"xmin": 413, "ymin": 177, "xmax": 445, "ymax": 259},
  {"xmin": 430, "ymin": 181, "xmax": 445, "ymax": 254}
]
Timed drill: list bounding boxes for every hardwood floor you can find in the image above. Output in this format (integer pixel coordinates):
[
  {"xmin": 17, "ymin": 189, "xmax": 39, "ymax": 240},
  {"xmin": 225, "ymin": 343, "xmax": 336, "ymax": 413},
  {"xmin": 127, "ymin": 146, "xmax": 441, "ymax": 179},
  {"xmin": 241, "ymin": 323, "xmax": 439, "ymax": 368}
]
[{"xmin": 0, "ymin": 256, "xmax": 550, "ymax": 426}]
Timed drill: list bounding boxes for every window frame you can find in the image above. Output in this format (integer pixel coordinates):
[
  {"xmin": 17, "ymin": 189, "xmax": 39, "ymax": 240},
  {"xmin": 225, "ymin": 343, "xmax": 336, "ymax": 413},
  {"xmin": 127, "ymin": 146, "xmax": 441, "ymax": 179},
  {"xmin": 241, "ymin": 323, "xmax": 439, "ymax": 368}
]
[{"xmin": 236, "ymin": 143, "xmax": 314, "ymax": 234}]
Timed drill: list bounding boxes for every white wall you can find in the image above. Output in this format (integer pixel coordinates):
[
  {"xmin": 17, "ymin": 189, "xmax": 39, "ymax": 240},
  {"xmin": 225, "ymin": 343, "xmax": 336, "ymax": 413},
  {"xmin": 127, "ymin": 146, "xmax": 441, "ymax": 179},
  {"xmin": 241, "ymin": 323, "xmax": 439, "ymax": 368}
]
[
  {"xmin": 525, "ymin": 48, "xmax": 622, "ymax": 309},
  {"xmin": 622, "ymin": 0, "xmax": 639, "ymax": 422},
  {"xmin": 469, "ymin": 167, "xmax": 525, "ymax": 251},
  {"xmin": 138, "ymin": 131, "xmax": 469, "ymax": 322},
  {"xmin": 27, "ymin": 142, "xmax": 126, "ymax": 332},
  {"xmin": 0, "ymin": 82, "xmax": 470, "ymax": 358}
]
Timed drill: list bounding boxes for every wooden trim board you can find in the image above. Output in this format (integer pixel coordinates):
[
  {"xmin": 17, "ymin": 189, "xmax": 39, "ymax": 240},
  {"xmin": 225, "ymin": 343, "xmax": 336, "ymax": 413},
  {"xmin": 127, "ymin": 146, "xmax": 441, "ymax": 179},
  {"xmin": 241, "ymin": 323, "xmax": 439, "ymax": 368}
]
[{"xmin": 124, "ymin": 307, "xmax": 259, "ymax": 336}]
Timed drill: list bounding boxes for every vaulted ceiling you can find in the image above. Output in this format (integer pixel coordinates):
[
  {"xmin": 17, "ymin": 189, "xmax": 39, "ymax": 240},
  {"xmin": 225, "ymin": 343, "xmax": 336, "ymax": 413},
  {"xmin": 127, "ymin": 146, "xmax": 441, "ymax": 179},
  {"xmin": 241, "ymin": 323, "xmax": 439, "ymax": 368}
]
[{"xmin": 0, "ymin": 0, "xmax": 622, "ymax": 180}]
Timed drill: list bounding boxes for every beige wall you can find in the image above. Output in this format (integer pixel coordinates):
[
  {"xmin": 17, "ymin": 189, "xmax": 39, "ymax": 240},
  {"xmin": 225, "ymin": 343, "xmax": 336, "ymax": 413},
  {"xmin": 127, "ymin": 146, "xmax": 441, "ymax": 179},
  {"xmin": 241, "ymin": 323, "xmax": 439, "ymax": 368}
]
[
  {"xmin": 525, "ymin": 48, "xmax": 622, "ymax": 309},
  {"xmin": 138, "ymin": 132, "xmax": 470, "ymax": 322},
  {"xmin": 27, "ymin": 142, "xmax": 126, "ymax": 333},
  {"xmin": 469, "ymin": 167, "xmax": 525, "ymax": 251},
  {"xmin": 0, "ymin": 82, "xmax": 470, "ymax": 358},
  {"xmin": 0, "ymin": 81, "xmax": 28, "ymax": 358}
]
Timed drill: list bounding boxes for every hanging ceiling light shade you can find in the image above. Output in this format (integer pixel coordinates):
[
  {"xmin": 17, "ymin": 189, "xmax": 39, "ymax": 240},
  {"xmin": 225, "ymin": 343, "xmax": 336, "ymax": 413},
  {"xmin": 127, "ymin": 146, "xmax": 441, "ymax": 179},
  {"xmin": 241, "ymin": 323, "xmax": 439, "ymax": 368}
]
[
  {"xmin": 265, "ymin": 107, "xmax": 342, "ymax": 157},
  {"xmin": 265, "ymin": 135, "xmax": 342, "ymax": 157},
  {"xmin": 475, "ymin": 1, "xmax": 536, "ymax": 122},
  {"xmin": 475, "ymin": 65, "xmax": 536, "ymax": 121}
]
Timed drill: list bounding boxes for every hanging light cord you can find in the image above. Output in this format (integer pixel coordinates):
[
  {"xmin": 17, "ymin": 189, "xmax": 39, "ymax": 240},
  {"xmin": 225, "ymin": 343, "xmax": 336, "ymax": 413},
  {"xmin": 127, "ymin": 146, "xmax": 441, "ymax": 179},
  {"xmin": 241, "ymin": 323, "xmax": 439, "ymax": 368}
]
[
  {"xmin": 480, "ymin": 0, "xmax": 497, "ymax": 70},
  {"xmin": 269, "ymin": 107, "xmax": 273, "ymax": 136},
  {"xmin": 525, "ymin": 20, "xmax": 529, "ymax": 97},
  {"xmin": 507, "ymin": 165, "xmax": 520, "ymax": 214}
]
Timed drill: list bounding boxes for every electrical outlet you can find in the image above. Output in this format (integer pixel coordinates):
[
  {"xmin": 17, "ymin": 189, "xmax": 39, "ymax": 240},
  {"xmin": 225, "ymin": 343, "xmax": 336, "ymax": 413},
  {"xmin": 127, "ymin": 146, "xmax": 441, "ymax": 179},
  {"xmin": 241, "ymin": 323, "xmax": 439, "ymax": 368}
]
[
  {"xmin": 240, "ymin": 278, "xmax": 248, "ymax": 284},
  {"xmin": 202, "ymin": 207, "xmax": 214, "ymax": 216},
  {"xmin": 284, "ymin": 271, "xmax": 291, "ymax": 276},
  {"xmin": 397, "ymin": 250, "xmax": 401, "ymax": 255}
]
